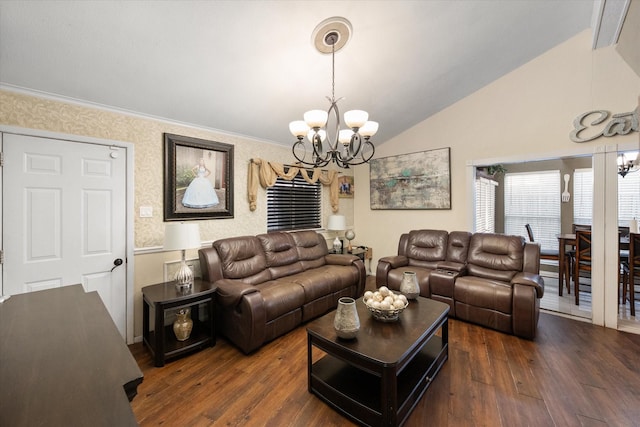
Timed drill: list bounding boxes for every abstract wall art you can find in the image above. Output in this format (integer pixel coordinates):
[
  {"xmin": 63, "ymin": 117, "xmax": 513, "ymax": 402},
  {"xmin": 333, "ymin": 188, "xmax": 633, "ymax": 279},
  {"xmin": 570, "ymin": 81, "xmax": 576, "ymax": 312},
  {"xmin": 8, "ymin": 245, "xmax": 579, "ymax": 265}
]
[{"xmin": 369, "ymin": 147, "xmax": 451, "ymax": 210}]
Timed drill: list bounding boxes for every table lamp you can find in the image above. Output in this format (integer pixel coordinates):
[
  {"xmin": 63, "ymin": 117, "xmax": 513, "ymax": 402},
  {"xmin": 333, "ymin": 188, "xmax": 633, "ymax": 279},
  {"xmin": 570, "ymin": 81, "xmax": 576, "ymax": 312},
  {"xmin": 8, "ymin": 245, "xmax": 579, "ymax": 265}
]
[
  {"xmin": 164, "ymin": 222, "xmax": 201, "ymax": 289},
  {"xmin": 327, "ymin": 215, "xmax": 347, "ymax": 253}
]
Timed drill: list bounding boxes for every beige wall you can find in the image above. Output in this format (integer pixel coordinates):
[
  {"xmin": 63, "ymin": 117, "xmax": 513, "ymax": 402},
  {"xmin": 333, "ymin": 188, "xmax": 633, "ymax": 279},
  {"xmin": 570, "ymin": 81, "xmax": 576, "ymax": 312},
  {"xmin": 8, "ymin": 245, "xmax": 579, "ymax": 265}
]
[
  {"xmin": 616, "ymin": 0, "xmax": 640, "ymax": 77},
  {"xmin": 0, "ymin": 90, "xmax": 350, "ymax": 338},
  {"xmin": 354, "ymin": 30, "xmax": 640, "ymax": 268}
]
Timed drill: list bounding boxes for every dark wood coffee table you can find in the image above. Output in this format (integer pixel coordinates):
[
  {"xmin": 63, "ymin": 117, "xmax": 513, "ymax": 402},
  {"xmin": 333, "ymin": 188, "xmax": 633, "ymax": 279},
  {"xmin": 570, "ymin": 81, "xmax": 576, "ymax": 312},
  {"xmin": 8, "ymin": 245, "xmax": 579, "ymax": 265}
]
[{"xmin": 307, "ymin": 296, "xmax": 449, "ymax": 427}]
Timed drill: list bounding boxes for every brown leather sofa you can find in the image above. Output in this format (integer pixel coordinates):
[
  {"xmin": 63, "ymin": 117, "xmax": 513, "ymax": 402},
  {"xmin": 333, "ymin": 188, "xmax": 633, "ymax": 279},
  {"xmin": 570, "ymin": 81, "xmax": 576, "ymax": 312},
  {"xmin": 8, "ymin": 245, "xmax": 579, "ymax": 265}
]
[
  {"xmin": 199, "ymin": 230, "xmax": 366, "ymax": 353},
  {"xmin": 376, "ymin": 230, "xmax": 544, "ymax": 339}
]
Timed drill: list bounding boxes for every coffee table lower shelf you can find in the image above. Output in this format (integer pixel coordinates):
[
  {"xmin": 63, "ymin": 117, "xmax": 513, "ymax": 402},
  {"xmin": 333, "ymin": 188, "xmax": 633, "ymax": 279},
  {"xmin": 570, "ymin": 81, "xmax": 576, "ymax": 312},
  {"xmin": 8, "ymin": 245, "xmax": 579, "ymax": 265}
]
[{"xmin": 309, "ymin": 335, "xmax": 447, "ymax": 426}]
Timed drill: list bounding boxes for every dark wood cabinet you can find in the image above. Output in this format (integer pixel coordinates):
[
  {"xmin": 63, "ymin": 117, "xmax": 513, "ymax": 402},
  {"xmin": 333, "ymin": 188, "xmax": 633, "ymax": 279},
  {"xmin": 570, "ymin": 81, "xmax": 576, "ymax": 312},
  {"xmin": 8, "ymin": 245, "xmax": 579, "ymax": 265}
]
[{"xmin": 0, "ymin": 285, "xmax": 143, "ymax": 426}]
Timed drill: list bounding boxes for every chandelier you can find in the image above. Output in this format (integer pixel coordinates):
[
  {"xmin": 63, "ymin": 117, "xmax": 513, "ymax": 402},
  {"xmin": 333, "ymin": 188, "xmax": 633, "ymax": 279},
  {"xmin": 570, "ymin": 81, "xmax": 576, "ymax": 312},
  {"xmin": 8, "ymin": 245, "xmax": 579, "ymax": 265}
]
[
  {"xmin": 289, "ymin": 17, "xmax": 377, "ymax": 169},
  {"xmin": 618, "ymin": 151, "xmax": 639, "ymax": 177}
]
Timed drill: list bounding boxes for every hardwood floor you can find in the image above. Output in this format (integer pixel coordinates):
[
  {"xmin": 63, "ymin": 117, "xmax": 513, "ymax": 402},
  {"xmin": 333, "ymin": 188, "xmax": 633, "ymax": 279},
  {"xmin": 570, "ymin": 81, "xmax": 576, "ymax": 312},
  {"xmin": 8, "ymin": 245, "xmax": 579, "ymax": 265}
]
[{"xmin": 130, "ymin": 304, "xmax": 640, "ymax": 426}]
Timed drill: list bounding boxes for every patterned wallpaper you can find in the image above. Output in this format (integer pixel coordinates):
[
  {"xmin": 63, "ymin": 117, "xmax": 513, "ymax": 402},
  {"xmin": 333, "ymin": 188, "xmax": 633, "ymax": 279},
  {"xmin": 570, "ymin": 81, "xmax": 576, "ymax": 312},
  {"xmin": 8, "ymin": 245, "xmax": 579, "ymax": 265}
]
[{"xmin": 0, "ymin": 89, "xmax": 298, "ymax": 248}]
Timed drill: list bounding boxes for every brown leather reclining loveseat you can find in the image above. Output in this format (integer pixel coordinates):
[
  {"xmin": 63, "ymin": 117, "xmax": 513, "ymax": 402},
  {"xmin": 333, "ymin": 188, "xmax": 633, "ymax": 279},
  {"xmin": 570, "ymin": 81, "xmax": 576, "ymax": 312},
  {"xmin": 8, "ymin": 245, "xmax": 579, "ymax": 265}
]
[
  {"xmin": 199, "ymin": 230, "xmax": 366, "ymax": 353},
  {"xmin": 376, "ymin": 230, "xmax": 544, "ymax": 339}
]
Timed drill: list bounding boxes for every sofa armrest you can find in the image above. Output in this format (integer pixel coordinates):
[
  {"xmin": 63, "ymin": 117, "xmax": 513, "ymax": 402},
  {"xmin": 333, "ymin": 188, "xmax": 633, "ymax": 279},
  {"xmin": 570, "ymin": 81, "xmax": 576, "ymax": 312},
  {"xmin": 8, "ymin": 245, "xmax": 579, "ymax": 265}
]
[
  {"xmin": 325, "ymin": 254, "xmax": 367, "ymax": 297},
  {"xmin": 510, "ymin": 272, "xmax": 545, "ymax": 298},
  {"xmin": 376, "ymin": 255, "xmax": 409, "ymax": 287},
  {"xmin": 215, "ymin": 279, "xmax": 267, "ymax": 354},
  {"xmin": 523, "ymin": 242, "xmax": 541, "ymax": 275},
  {"xmin": 216, "ymin": 279, "xmax": 260, "ymax": 308},
  {"xmin": 199, "ymin": 247, "xmax": 224, "ymax": 283},
  {"xmin": 325, "ymin": 253, "xmax": 359, "ymax": 265},
  {"xmin": 380, "ymin": 255, "xmax": 409, "ymax": 268}
]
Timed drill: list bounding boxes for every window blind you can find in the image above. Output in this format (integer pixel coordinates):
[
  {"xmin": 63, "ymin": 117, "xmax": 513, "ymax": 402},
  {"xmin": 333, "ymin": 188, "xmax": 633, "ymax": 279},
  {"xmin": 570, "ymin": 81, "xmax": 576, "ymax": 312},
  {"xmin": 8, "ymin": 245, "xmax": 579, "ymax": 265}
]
[
  {"xmin": 267, "ymin": 172, "xmax": 321, "ymax": 232},
  {"xmin": 618, "ymin": 170, "xmax": 640, "ymax": 226},
  {"xmin": 475, "ymin": 177, "xmax": 498, "ymax": 233},
  {"xmin": 573, "ymin": 168, "xmax": 593, "ymax": 226},
  {"xmin": 572, "ymin": 168, "xmax": 639, "ymax": 227},
  {"xmin": 504, "ymin": 170, "xmax": 561, "ymax": 251}
]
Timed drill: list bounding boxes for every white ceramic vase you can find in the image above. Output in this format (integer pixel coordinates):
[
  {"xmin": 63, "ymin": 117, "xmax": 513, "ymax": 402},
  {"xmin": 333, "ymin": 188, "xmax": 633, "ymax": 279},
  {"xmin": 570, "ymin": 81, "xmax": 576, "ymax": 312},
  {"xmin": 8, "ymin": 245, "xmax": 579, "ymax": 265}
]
[
  {"xmin": 400, "ymin": 271, "xmax": 420, "ymax": 299},
  {"xmin": 334, "ymin": 297, "xmax": 360, "ymax": 339}
]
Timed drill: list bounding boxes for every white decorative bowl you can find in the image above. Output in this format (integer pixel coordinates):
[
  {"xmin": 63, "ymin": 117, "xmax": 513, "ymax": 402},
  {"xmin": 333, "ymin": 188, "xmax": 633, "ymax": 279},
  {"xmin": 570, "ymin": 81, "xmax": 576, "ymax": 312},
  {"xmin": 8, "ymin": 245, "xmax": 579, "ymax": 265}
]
[{"xmin": 363, "ymin": 299, "xmax": 408, "ymax": 322}]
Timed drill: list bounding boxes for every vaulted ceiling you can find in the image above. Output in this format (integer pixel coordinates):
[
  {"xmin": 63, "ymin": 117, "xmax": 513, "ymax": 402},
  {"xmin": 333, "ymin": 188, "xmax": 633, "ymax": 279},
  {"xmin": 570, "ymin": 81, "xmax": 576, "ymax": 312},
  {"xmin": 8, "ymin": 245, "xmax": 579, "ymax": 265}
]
[{"xmin": 0, "ymin": 1, "xmax": 630, "ymax": 147}]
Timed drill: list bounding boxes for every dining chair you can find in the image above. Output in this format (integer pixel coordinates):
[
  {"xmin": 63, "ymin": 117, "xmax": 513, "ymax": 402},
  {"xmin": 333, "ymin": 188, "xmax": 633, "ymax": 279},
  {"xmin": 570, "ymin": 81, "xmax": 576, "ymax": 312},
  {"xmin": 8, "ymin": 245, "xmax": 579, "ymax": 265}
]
[
  {"xmin": 622, "ymin": 232, "xmax": 639, "ymax": 316},
  {"xmin": 524, "ymin": 224, "xmax": 570, "ymax": 295},
  {"xmin": 574, "ymin": 229, "xmax": 592, "ymax": 305},
  {"xmin": 572, "ymin": 224, "xmax": 591, "ymax": 233}
]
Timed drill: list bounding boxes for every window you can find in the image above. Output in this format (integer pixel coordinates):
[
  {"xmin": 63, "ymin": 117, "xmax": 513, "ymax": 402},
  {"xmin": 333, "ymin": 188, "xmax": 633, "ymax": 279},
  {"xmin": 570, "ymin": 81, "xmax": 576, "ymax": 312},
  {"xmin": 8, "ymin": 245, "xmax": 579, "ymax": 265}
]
[
  {"xmin": 267, "ymin": 171, "xmax": 321, "ymax": 232},
  {"xmin": 573, "ymin": 168, "xmax": 640, "ymax": 227},
  {"xmin": 618, "ymin": 170, "xmax": 640, "ymax": 226},
  {"xmin": 573, "ymin": 168, "xmax": 593, "ymax": 226},
  {"xmin": 504, "ymin": 171, "xmax": 561, "ymax": 251},
  {"xmin": 475, "ymin": 176, "xmax": 498, "ymax": 233}
]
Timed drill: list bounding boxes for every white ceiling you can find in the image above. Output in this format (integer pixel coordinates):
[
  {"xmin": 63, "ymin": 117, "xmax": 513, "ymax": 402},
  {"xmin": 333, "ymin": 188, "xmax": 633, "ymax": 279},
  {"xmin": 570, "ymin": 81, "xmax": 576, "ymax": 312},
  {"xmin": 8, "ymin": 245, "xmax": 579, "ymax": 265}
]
[{"xmin": 0, "ymin": 1, "xmax": 618, "ymax": 147}]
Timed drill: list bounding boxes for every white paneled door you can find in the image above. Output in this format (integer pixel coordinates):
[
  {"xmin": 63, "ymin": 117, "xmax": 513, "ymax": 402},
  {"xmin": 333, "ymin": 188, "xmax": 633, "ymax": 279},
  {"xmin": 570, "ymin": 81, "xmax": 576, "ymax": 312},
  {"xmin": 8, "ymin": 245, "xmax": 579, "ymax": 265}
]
[{"xmin": 2, "ymin": 133, "xmax": 128, "ymax": 338}]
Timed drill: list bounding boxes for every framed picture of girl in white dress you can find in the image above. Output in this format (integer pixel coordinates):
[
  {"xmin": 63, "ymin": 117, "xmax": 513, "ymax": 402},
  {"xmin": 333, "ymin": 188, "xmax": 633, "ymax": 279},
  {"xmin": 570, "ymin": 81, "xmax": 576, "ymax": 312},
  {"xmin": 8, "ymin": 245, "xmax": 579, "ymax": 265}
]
[{"xmin": 164, "ymin": 133, "xmax": 234, "ymax": 221}]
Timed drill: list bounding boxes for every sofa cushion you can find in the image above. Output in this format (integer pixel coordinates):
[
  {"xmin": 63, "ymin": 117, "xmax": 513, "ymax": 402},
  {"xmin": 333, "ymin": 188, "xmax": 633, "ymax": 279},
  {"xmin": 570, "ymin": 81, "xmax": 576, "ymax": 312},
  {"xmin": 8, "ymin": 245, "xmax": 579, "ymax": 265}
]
[
  {"xmin": 213, "ymin": 236, "xmax": 271, "ymax": 285},
  {"xmin": 257, "ymin": 232, "xmax": 304, "ymax": 279},
  {"xmin": 297, "ymin": 265, "xmax": 359, "ymax": 295},
  {"xmin": 406, "ymin": 229, "xmax": 449, "ymax": 269},
  {"xmin": 291, "ymin": 230, "xmax": 328, "ymax": 270},
  {"xmin": 466, "ymin": 233, "xmax": 524, "ymax": 282},
  {"xmin": 454, "ymin": 276, "xmax": 513, "ymax": 314},
  {"xmin": 446, "ymin": 231, "xmax": 472, "ymax": 264},
  {"xmin": 254, "ymin": 280, "xmax": 305, "ymax": 321}
]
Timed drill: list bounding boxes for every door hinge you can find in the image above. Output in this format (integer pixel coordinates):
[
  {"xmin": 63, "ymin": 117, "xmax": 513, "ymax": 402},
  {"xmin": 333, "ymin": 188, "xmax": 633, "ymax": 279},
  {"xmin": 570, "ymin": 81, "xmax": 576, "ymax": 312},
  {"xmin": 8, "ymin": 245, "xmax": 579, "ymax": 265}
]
[
  {"xmin": 0, "ymin": 250, "xmax": 3, "ymax": 264},
  {"xmin": 0, "ymin": 152, "xmax": 4, "ymax": 167}
]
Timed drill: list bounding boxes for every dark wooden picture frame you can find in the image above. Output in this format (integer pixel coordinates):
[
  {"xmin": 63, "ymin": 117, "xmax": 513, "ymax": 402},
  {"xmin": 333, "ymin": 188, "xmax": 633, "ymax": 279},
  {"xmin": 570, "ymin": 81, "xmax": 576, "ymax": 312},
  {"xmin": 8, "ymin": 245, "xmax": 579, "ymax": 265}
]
[{"xmin": 163, "ymin": 133, "xmax": 234, "ymax": 221}]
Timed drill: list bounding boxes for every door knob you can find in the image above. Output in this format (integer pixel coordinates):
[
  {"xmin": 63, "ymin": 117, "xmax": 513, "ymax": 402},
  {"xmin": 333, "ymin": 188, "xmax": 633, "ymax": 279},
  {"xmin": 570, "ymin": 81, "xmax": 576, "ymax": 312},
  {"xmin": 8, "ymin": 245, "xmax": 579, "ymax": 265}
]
[{"xmin": 111, "ymin": 258, "xmax": 124, "ymax": 272}]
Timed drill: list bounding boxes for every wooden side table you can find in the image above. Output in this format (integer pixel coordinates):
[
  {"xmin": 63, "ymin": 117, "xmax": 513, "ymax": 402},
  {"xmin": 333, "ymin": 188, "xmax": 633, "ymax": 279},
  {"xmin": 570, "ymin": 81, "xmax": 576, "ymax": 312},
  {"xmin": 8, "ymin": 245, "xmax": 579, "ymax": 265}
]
[{"xmin": 142, "ymin": 279, "xmax": 216, "ymax": 367}]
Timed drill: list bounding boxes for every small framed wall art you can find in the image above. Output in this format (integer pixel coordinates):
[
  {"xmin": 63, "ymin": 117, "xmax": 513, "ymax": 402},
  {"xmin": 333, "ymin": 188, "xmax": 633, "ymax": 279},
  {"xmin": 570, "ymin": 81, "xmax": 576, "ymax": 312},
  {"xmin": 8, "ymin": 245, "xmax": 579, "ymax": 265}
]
[{"xmin": 338, "ymin": 175, "xmax": 354, "ymax": 198}]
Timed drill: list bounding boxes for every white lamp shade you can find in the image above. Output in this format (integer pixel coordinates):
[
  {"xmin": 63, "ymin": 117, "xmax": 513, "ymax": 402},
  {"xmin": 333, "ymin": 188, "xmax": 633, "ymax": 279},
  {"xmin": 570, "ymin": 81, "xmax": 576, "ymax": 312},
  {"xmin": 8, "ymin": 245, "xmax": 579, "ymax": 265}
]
[
  {"xmin": 163, "ymin": 223, "xmax": 201, "ymax": 250},
  {"xmin": 359, "ymin": 121, "xmax": 379, "ymax": 138},
  {"xmin": 344, "ymin": 110, "xmax": 368, "ymax": 128},
  {"xmin": 339, "ymin": 129, "xmax": 354, "ymax": 144},
  {"xmin": 304, "ymin": 110, "xmax": 329, "ymax": 128},
  {"xmin": 289, "ymin": 120, "xmax": 310, "ymax": 137},
  {"xmin": 327, "ymin": 215, "xmax": 347, "ymax": 231}
]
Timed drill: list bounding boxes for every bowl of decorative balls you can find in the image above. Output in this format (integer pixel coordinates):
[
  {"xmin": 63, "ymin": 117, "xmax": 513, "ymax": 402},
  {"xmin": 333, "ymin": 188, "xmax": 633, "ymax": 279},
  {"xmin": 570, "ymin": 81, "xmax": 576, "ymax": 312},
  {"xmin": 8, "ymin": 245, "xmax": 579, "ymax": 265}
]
[{"xmin": 362, "ymin": 286, "xmax": 409, "ymax": 322}]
